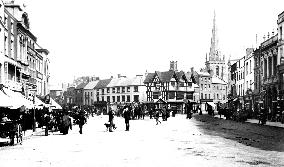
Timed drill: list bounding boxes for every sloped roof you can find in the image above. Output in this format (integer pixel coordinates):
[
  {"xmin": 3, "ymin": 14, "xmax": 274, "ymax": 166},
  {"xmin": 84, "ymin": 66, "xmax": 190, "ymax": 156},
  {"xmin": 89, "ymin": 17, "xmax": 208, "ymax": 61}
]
[
  {"xmin": 212, "ymin": 77, "xmax": 227, "ymax": 85},
  {"xmin": 107, "ymin": 78, "xmax": 128, "ymax": 87},
  {"xmin": 159, "ymin": 70, "xmax": 175, "ymax": 82},
  {"xmin": 84, "ymin": 80, "xmax": 99, "ymax": 90},
  {"xmin": 120, "ymin": 76, "xmax": 144, "ymax": 86},
  {"xmin": 144, "ymin": 73, "xmax": 155, "ymax": 83},
  {"xmin": 197, "ymin": 71, "xmax": 211, "ymax": 76},
  {"xmin": 75, "ymin": 82, "xmax": 88, "ymax": 90},
  {"xmin": 144, "ymin": 70, "xmax": 192, "ymax": 83},
  {"xmin": 95, "ymin": 79, "xmax": 112, "ymax": 89}
]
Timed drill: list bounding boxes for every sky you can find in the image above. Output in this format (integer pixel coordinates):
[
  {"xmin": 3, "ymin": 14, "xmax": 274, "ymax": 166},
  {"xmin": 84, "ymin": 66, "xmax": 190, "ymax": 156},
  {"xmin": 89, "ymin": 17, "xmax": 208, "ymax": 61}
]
[{"xmin": 17, "ymin": 0, "xmax": 284, "ymax": 85}]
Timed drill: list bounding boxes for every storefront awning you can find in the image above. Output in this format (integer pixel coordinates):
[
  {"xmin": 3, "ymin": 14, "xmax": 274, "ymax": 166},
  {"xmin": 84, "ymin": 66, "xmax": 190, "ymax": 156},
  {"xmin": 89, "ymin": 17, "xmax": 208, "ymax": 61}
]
[
  {"xmin": 50, "ymin": 98, "xmax": 62, "ymax": 110},
  {"xmin": 207, "ymin": 102, "xmax": 216, "ymax": 108},
  {"xmin": 2, "ymin": 87, "xmax": 33, "ymax": 109},
  {"xmin": 0, "ymin": 89, "xmax": 13, "ymax": 108}
]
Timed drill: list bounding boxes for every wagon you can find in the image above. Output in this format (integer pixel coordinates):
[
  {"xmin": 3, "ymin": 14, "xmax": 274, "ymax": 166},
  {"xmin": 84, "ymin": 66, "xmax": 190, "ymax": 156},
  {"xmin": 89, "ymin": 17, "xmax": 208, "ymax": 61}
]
[{"xmin": 0, "ymin": 120, "xmax": 23, "ymax": 145}]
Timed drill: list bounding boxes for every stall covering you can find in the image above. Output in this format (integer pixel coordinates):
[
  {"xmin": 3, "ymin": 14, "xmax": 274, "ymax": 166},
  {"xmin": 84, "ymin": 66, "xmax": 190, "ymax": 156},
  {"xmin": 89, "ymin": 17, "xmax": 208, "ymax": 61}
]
[
  {"xmin": 0, "ymin": 89, "xmax": 13, "ymax": 108},
  {"xmin": 2, "ymin": 87, "xmax": 33, "ymax": 109},
  {"xmin": 34, "ymin": 96, "xmax": 48, "ymax": 109},
  {"xmin": 207, "ymin": 102, "xmax": 216, "ymax": 109},
  {"xmin": 50, "ymin": 98, "xmax": 62, "ymax": 110}
]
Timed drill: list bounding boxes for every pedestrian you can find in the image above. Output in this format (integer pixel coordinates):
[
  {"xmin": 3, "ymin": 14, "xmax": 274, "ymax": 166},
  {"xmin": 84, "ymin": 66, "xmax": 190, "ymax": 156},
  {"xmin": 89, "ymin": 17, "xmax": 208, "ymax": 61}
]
[
  {"xmin": 108, "ymin": 108, "xmax": 114, "ymax": 132},
  {"xmin": 43, "ymin": 113, "xmax": 51, "ymax": 136},
  {"xmin": 123, "ymin": 107, "xmax": 131, "ymax": 131},
  {"xmin": 78, "ymin": 111, "xmax": 87, "ymax": 134},
  {"xmin": 155, "ymin": 110, "xmax": 161, "ymax": 125},
  {"xmin": 61, "ymin": 112, "xmax": 72, "ymax": 135}
]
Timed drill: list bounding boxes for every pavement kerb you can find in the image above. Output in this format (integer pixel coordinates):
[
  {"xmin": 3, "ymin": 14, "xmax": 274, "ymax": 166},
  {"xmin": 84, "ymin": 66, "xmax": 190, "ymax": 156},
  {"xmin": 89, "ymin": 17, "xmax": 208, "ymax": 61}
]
[{"xmin": 213, "ymin": 114, "xmax": 284, "ymax": 128}]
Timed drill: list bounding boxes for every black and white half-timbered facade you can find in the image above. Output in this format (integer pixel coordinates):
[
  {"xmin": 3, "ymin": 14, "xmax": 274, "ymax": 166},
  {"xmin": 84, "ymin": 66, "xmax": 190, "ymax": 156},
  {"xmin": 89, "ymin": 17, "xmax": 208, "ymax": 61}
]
[{"xmin": 144, "ymin": 70, "xmax": 195, "ymax": 113}]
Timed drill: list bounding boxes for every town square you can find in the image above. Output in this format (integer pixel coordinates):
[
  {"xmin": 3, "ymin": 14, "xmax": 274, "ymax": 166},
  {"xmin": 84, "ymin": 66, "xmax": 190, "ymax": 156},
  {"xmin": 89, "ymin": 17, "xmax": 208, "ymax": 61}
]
[{"xmin": 0, "ymin": 0, "xmax": 284, "ymax": 166}]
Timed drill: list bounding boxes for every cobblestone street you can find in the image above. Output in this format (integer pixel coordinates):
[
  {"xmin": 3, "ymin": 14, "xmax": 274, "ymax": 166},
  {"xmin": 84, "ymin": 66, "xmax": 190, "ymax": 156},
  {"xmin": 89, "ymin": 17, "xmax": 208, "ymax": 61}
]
[{"xmin": 0, "ymin": 115, "xmax": 283, "ymax": 167}]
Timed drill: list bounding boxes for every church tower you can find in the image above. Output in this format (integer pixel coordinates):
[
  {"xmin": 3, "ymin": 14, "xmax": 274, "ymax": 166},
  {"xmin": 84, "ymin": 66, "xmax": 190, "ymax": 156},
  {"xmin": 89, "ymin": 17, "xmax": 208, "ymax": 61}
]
[{"xmin": 205, "ymin": 11, "xmax": 228, "ymax": 83}]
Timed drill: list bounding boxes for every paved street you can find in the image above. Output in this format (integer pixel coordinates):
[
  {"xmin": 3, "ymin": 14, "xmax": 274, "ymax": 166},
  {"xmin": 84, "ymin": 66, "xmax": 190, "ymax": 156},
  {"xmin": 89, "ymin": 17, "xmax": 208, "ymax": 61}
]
[{"xmin": 0, "ymin": 114, "xmax": 283, "ymax": 167}]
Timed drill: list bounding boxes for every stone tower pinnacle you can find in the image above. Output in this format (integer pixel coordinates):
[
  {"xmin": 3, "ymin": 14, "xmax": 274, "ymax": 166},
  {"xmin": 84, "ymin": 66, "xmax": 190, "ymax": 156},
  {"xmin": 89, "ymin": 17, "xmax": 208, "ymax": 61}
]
[{"xmin": 209, "ymin": 10, "xmax": 219, "ymax": 61}]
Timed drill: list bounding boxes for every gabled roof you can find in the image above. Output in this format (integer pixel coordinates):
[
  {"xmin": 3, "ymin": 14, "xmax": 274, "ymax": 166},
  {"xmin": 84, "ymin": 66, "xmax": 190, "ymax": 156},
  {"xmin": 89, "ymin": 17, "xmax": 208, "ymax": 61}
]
[
  {"xmin": 84, "ymin": 80, "xmax": 99, "ymax": 90},
  {"xmin": 184, "ymin": 72, "xmax": 192, "ymax": 82},
  {"xmin": 95, "ymin": 79, "xmax": 112, "ymax": 89},
  {"xmin": 144, "ymin": 70, "xmax": 192, "ymax": 83},
  {"xmin": 75, "ymin": 82, "xmax": 88, "ymax": 90}
]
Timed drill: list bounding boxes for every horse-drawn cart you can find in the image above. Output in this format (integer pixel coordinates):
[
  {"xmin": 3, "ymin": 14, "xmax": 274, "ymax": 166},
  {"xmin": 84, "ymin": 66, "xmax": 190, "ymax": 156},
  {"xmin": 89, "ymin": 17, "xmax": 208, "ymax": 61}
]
[{"xmin": 0, "ymin": 120, "xmax": 22, "ymax": 145}]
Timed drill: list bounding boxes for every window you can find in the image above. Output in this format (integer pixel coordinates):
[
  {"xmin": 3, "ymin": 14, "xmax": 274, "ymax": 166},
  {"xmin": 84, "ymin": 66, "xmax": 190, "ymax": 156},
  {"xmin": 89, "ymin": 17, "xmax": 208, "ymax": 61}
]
[
  {"xmin": 102, "ymin": 89, "xmax": 104, "ymax": 95},
  {"xmin": 112, "ymin": 96, "xmax": 115, "ymax": 102},
  {"xmin": 107, "ymin": 96, "xmax": 110, "ymax": 102},
  {"xmin": 134, "ymin": 95, "xmax": 139, "ymax": 102},
  {"xmin": 246, "ymin": 62, "xmax": 248, "ymax": 75},
  {"xmin": 117, "ymin": 96, "xmax": 120, "ymax": 102},
  {"xmin": 223, "ymin": 95, "xmax": 225, "ymax": 100},
  {"xmin": 204, "ymin": 84, "xmax": 207, "ymax": 90},
  {"xmin": 205, "ymin": 94, "xmax": 207, "ymax": 99},
  {"xmin": 280, "ymin": 26, "xmax": 283, "ymax": 40},
  {"xmin": 169, "ymin": 92, "xmax": 175, "ymax": 99},
  {"xmin": 201, "ymin": 84, "xmax": 203, "ymax": 90},
  {"xmin": 171, "ymin": 81, "xmax": 175, "ymax": 87},
  {"xmin": 122, "ymin": 95, "xmax": 125, "ymax": 102},
  {"xmin": 117, "ymin": 87, "xmax": 120, "ymax": 93},
  {"xmin": 153, "ymin": 91, "xmax": 160, "ymax": 99},
  {"xmin": 201, "ymin": 93, "xmax": 203, "ymax": 99},
  {"xmin": 112, "ymin": 88, "xmax": 115, "ymax": 93},
  {"xmin": 122, "ymin": 87, "xmax": 125, "ymax": 93},
  {"xmin": 208, "ymin": 84, "xmax": 211, "ymax": 89},
  {"xmin": 127, "ymin": 87, "xmax": 130, "ymax": 92},
  {"xmin": 209, "ymin": 94, "xmax": 211, "ymax": 99},
  {"xmin": 217, "ymin": 94, "xmax": 219, "ymax": 100},
  {"xmin": 134, "ymin": 86, "xmax": 138, "ymax": 92},
  {"xmin": 107, "ymin": 88, "xmax": 110, "ymax": 93},
  {"xmin": 250, "ymin": 60, "xmax": 252, "ymax": 73},
  {"xmin": 216, "ymin": 66, "xmax": 219, "ymax": 76},
  {"xmin": 91, "ymin": 92, "xmax": 93, "ymax": 96},
  {"xmin": 127, "ymin": 95, "xmax": 130, "ymax": 102}
]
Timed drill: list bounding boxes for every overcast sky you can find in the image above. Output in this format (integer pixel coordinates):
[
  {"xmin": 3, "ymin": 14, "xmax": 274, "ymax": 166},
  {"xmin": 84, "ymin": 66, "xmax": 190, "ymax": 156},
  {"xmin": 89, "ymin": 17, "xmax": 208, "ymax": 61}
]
[{"xmin": 20, "ymin": 0, "xmax": 284, "ymax": 85}]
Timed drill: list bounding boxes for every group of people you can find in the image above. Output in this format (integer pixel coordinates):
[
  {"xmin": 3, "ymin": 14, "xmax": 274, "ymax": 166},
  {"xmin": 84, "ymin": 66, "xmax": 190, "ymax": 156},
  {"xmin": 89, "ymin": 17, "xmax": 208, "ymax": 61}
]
[{"xmin": 108, "ymin": 106, "xmax": 131, "ymax": 132}]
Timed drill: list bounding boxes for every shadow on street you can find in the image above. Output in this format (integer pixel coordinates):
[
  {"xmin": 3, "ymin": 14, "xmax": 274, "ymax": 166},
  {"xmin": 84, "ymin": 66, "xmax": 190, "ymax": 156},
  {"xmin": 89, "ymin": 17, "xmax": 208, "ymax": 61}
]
[{"xmin": 193, "ymin": 114, "xmax": 284, "ymax": 152}]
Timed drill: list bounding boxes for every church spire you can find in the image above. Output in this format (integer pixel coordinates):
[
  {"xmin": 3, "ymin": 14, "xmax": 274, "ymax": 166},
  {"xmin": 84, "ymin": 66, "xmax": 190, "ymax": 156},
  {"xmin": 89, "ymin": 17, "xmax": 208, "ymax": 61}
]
[{"xmin": 209, "ymin": 10, "xmax": 219, "ymax": 61}]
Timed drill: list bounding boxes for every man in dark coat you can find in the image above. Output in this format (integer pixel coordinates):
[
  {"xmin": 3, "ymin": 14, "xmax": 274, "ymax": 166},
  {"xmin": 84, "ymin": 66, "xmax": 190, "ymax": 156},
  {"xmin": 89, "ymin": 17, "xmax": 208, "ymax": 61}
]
[
  {"xmin": 123, "ymin": 107, "xmax": 131, "ymax": 131},
  {"xmin": 78, "ymin": 111, "xmax": 87, "ymax": 134},
  {"xmin": 108, "ymin": 108, "xmax": 114, "ymax": 132}
]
